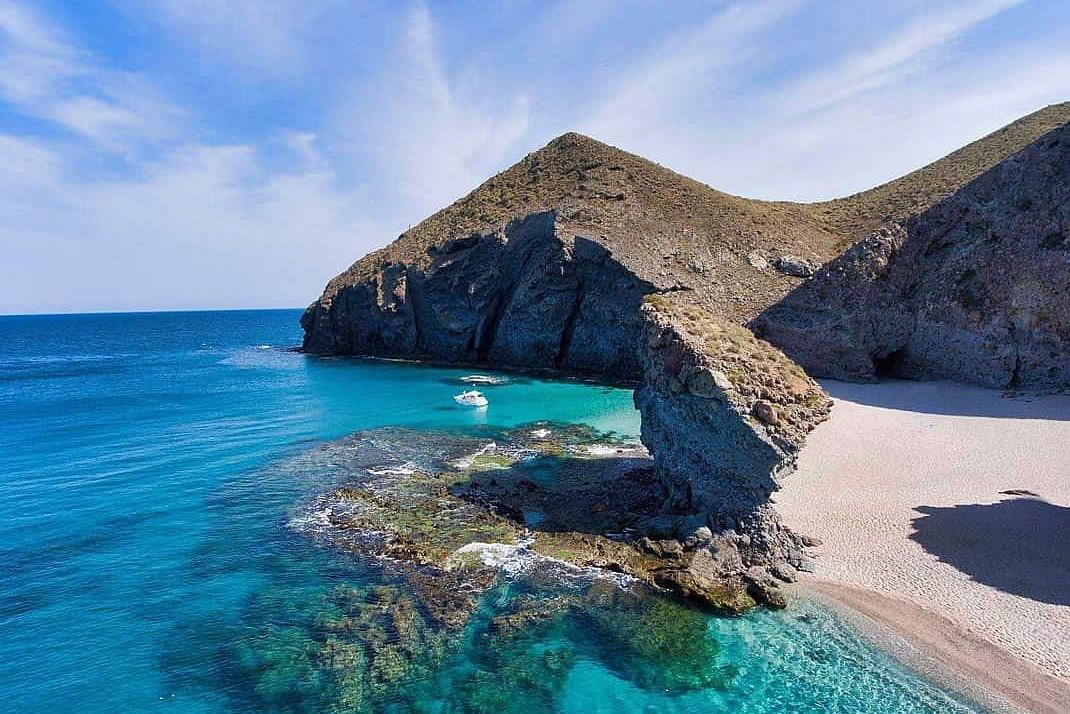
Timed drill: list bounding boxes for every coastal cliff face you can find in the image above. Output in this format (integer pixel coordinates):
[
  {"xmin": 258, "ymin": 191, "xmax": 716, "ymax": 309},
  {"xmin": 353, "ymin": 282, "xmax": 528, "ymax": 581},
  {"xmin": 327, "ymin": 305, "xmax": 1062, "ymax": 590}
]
[
  {"xmin": 301, "ymin": 131, "xmax": 845, "ymax": 379},
  {"xmin": 755, "ymin": 122, "xmax": 1070, "ymax": 389},
  {"xmin": 305, "ymin": 104, "xmax": 1070, "ymax": 387},
  {"xmin": 633, "ymin": 298, "xmax": 832, "ymax": 605},
  {"xmin": 637, "ymin": 299, "xmax": 832, "ymax": 520},
  {"xmin": 301, "ymin": 211, "xmax": 654, "ymax": 377}
]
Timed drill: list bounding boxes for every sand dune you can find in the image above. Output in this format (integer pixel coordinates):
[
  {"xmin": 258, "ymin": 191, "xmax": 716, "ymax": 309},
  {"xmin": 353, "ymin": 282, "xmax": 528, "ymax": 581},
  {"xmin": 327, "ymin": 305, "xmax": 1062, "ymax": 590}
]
[{"xmin": 775, "ymin": 380, "xmax": 1070, "ymax": 710}]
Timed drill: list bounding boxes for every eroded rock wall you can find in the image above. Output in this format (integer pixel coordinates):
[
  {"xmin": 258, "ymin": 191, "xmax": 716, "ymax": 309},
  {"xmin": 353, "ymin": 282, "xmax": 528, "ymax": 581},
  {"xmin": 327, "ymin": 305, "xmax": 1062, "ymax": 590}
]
[
  {"xmin": 633, "ymin": 299, "xmax": 832, "ymax": 605},
  {"xmin": 755, "ymin": 124, "xmax": 1070, "ymax": 390},
  {"xmin": 301, "ymin": 211, "xmax": 655, "ymax": 379}
]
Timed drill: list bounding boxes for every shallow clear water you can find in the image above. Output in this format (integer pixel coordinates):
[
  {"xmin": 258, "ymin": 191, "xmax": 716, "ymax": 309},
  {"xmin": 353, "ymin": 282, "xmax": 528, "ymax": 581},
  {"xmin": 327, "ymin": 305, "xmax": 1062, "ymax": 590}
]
[{"xmin": 0, "ymin": 310, "xmax": 985, "ymax": 712}]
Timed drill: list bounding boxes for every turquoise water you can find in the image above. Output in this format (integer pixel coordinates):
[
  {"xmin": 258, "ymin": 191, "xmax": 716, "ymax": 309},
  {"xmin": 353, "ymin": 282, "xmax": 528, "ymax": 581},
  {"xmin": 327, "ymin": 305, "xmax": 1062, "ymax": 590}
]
[{"xmin": 0, "ymin": 310, "xmax": 984, "ymax": 713}]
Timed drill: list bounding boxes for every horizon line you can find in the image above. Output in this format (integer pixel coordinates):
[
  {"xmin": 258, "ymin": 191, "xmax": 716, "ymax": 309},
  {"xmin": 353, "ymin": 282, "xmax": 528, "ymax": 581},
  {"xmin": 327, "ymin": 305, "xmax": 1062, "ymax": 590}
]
[{"xmin": 0, "ymin": 306, "xmax": 306, "ymax": 319}]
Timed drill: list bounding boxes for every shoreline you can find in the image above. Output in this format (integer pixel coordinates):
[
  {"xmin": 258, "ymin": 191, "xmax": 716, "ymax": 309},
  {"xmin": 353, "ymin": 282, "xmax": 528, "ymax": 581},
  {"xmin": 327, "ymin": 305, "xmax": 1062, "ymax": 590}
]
[
  {"xmin": 775, "ymin": 379, "xmax": 1070, "ymax": 712},
  {"xmin": 798, "ymin": 579, "xmax": 1070, "ymax": 714}
]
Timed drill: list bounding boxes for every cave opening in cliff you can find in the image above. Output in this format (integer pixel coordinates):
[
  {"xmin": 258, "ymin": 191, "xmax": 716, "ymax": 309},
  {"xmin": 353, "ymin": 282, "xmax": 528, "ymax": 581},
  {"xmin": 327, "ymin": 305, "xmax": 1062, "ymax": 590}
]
[{"xmin": 873, "ymin": 349, "xmax": 906, "ymax": 379}]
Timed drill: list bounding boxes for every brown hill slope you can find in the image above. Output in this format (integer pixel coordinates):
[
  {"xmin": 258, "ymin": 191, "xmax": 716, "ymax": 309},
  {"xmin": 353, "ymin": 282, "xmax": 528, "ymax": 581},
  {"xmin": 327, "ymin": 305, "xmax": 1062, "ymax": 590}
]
[
  {"xmin": 302, "ymin": 133, "xmax": 843, "ymax": 376},
  {"xmin": 809, "ymin": 101, "xmax": 1070, "ymax": 244},
  {"xmin": 317, "ymin": 132, "xmax": 840, "ymax": 321},
  {"xmin": 303, "ymin": 104, "xmax": 1070, "ymax": 384}
]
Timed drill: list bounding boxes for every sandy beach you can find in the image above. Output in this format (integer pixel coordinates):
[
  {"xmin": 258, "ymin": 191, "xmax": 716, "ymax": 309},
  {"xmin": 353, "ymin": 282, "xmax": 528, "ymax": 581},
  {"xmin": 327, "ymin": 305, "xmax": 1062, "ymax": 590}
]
[{"xmin": 775, "ymin": 380, "xmax": 1070, "ymax": 712}]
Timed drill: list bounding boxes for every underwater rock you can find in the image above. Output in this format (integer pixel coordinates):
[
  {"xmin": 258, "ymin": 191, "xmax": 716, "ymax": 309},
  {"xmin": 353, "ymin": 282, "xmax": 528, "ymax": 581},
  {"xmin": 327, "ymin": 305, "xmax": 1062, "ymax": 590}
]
[{"xmin": 290, "ymin": 421, "xmax": 793, "ymax": 614}]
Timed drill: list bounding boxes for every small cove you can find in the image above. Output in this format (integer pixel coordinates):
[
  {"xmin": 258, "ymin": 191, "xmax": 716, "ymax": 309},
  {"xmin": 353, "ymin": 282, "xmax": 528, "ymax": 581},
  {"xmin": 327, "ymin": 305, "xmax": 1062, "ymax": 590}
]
[{"xmin": 0, "ymin": 309, "xmax": 990, "ymax": 713}]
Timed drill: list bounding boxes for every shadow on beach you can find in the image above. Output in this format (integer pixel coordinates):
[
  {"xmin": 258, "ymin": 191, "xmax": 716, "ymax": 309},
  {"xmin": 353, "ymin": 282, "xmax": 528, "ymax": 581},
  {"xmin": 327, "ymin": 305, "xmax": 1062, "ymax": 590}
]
[
  {"xmin": 821, "ymin": 379, "xmax": 1070, "ymax": 421},
  {"xmin": 909, "ymin": 498, "xmax": 1070, "ymax": 606}
]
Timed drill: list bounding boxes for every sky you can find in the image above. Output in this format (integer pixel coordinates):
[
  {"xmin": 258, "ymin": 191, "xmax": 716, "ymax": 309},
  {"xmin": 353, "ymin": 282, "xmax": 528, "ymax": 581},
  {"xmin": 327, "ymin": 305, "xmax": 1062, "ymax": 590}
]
[{"xmin": 1, "ymin": 0, "xmax": 1068, "ymax": 314}]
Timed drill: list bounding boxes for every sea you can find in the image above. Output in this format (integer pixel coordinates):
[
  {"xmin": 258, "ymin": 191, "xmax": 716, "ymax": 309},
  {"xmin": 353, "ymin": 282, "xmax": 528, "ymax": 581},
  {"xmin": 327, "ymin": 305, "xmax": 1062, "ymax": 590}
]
[{"xmin": 0, "ymin": 309, "xmax": 988, "ymax": 713}]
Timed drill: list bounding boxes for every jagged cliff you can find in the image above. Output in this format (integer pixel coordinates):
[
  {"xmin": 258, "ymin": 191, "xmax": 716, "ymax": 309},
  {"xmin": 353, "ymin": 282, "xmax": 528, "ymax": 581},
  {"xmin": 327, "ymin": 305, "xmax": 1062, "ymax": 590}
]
[
  {"xmin": 301, "ymin": 132, "xmax": 844, "ymax": 378},
  {"xmin": 755, "ymin": 120, "xmax": 1070, "ymax": 389},
  {"xmin": 634, "ymin": 298, "xmax": 832, "ymax": 606}
]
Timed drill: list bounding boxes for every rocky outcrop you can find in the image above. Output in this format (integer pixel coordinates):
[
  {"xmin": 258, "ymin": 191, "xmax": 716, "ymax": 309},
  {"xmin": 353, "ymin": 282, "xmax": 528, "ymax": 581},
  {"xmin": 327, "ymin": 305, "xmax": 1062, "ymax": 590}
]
[
  {"xmin": 304, "ymin": 105, "xmax": 1070, "ymax": 387},
  {"xmin": 302, "ymin": 132, "xmax": 845, "ymax": 380},
  {"xmin": 634, "ymin": 298, "xmax": 832, "ymax": 605},
  {"xmin": 302, "ymin": 211, "xmax": 655, "ymax": 377},
  {"xmin": 755, "ymin": 122, "xmax": 1070, "ymax": 390}
]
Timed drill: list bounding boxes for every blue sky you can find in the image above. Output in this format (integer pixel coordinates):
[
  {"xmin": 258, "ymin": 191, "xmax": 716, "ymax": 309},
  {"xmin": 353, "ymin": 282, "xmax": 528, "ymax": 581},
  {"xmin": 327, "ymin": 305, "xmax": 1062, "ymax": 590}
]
[{"xmin": 1, "ymin": 0, "xmax": 1068, "ymax": 314}]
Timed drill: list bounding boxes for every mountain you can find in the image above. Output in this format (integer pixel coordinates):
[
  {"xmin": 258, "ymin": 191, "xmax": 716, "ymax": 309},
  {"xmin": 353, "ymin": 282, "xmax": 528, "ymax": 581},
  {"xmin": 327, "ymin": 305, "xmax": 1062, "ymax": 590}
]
[
  {"xmin": 302, "ymin": 103, "xmax": 1070, "ymax": 386},
  {"xmin": 301, "ymin": 132, "xmax": 841, "ymax": 377}
]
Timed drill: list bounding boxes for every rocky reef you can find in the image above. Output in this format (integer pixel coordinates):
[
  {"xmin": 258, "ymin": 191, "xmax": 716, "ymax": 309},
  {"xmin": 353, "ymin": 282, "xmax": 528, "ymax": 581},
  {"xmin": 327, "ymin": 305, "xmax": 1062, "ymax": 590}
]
[
  {"xmin": 292, "ymin": 422, "xmax": 792, "ymax": 612},
  {"xmin": 755, "ymin": 122, "xmax": 1070, "ymax": 390}
]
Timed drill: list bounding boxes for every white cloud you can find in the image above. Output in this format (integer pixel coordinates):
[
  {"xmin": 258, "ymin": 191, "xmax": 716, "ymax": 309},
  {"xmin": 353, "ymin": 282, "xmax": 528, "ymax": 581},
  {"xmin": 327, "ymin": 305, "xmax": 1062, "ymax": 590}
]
[
  {"xmin": 581, "ymin": 0, "xmax": 803, "ymax": 145},
  {"xmin": 0, "ymin": 133, "xmax": 379, "ymax": 313},
  {"xmin": 777, "ymin": 0, "xmax": 1030, "ymax": 117},
  {"xmin": 0, "ymin": 1, "xmax": 376, "ymax": 313},
  {"xmin": 686, "ymin": 45, "xmax": 1070, "ymax": 202},
  {"xmin": 141, "ymin": 0, "xmax": 339, "ymax": 77},
  {"xmin": 544, "ymin": 0, "xmax": 1068, "ymax": 203},
  {"xmin": 341, "ymin": 2, "xmax": 530, "ymax": 221},
  {"xmin": 0, "ymin": 0, "xmax": 182, "ymax": 151}
]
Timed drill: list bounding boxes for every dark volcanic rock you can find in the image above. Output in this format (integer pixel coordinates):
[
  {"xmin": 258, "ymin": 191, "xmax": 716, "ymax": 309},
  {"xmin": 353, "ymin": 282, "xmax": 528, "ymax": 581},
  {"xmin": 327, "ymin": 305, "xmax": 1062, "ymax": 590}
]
[
  {"xmin": 302, "ymin": 211, "xmax": 654, "ymax": 377},
  {"xmin": 756, "ymin": 122, "xmax": 1070, "ymax": 390}
]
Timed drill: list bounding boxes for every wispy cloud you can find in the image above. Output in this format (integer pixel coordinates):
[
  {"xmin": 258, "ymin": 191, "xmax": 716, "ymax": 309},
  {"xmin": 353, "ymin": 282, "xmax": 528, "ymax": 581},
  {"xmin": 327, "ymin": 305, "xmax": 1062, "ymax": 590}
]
[
  {"xmin": 0, "ymin": 0, "xmax": 182, "ymax": 151},
  {"xmin": 0, "ymin": 132, "xmax": 373, "ymax": 313},
  {"xmin": 343, "ymin": 2, "xmax": 530, "ymax": 220},
  {"xmin": 777, "ymin": 0, "xmax": 1030, "ymax": 117},
  {"xmin": 582, "ymin": 0, "xmax": 803, "ymax": 144},
  {"xmin": 142, "ymin": 0, "xmax": 327, "ymax": 76},
  {"xmin": 0, "ymin": 0, "xmax": 376, "ymax": 313}
]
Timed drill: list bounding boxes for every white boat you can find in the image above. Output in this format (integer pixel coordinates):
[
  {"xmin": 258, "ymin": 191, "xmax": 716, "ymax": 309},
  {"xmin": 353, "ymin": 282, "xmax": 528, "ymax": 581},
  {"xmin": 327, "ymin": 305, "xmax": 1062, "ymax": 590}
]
[
  {"xmin": 459, "ymin": 374, "xmax": 503, "ymax": 385},
  {"xmin": 453, "ymin": 390, "xmax": 488, "ymax": 407}
]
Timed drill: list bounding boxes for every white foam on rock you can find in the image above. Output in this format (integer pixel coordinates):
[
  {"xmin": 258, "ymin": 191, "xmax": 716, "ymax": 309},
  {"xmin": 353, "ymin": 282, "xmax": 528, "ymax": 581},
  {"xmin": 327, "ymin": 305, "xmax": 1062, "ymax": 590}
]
[
  {"xmin": 451, "ymin": 538, "xmax": 638, "ymax": 589},
  {"xmin": 450, "ymin": 442, "xmax": 497, "ymax": 469}
]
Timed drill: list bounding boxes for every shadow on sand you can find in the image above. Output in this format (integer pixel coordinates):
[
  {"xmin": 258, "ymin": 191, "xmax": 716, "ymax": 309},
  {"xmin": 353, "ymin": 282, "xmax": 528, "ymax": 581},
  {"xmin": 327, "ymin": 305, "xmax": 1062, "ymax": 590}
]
[
  {"xmin": 909, "ymin": 498, "xmax": 1070, "ymax": 606},
  {"xmin": 821, "ymin": 379, "xmax": 1070, "ymax": 421}
]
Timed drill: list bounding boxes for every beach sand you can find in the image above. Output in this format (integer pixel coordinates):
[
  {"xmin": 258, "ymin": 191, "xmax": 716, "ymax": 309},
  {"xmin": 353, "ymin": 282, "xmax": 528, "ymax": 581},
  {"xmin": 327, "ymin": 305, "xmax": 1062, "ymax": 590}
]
[{"xmin": 774, "ymin": 380, "xmax": 1070, "ymax": 712}]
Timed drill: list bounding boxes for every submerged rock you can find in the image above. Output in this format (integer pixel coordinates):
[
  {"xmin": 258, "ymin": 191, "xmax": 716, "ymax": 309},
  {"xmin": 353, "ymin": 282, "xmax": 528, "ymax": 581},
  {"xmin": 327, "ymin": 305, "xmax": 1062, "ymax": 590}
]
[{"xmin": 289, "ymin": 420, "xmax": 804, "ymax": 613}]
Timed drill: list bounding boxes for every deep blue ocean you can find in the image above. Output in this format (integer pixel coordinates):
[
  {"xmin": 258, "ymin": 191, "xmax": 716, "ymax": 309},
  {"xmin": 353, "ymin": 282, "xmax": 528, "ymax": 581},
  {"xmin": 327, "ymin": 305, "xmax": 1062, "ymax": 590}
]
[{"xmin": 0, "ymin": 309, "xmax": 986, "ymax": 713}]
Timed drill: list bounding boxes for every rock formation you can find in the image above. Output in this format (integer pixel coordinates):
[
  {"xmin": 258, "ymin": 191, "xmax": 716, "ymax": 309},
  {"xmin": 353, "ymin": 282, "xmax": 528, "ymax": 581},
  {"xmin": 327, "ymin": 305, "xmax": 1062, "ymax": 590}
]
[
  {"xmin": 301, "ymin": 131, "xmax": 844, "ymax": 379},
  {"xmin": 302, "ymin": 211, "xmax": 656, "ymax": 377},
  {"xmin": 301, "ymin": 102, "xmax": 1070, "ymax": 608},
  {"xmin": 634, "ymin": 298, "xmax": 831, "ymax": 606},
  {"xmin": 304, "ymin": 103, "xmax": 1070, "ymax": 387},
  {"xmin": 755, "ymin": 121, "xmax": 1070, "ymax": 390}
]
